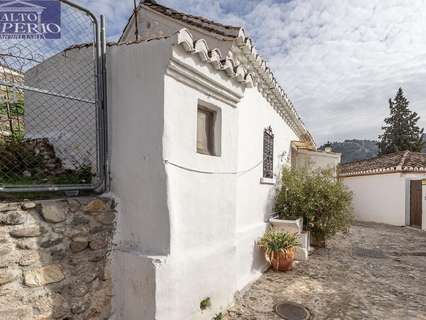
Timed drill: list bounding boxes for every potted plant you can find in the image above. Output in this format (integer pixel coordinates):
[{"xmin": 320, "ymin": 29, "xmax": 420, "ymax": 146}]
[
  {"xmin": 274, "ymin": 167, "xmax": 353, "ymax": 247},
  {"xmin": 258, "ymin": 229, "xmax": 300, "ymax": 272}
]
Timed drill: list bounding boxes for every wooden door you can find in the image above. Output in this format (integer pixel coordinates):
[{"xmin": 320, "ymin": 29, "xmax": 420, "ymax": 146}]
[{"xmin": 410, "ymin": 180, "xmax": 423, "ymax": 228}]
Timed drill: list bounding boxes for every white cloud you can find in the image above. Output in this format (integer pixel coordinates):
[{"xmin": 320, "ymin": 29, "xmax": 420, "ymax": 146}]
[
  {"xmin": 75, "ymin": 0, "xmax": 426, "ymax": 144},
  {"xmin": 74, "ymin": 0, "xmax": 134, "ymax": 39}
]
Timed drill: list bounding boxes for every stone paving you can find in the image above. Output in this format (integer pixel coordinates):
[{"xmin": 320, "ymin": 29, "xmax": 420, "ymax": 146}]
[{"xmin": 225, "ymin": 222, "xmax": 426, "ymax": 320}]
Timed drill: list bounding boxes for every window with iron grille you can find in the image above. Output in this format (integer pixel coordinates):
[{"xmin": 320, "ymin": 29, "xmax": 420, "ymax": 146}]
[{"xmin": 263, "ymin": 127, "xmax": 274, "ymax": 178}]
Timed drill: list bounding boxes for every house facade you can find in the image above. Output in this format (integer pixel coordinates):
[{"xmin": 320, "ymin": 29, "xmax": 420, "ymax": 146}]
[
  {"xmin": 23, "ymin": 1, "xmax": 340, "ymax": 319},
  {"xmin": 110, "ymin": 2, "xmax": 338, "ymax": 319},
  {"xmin": 109, "ymin": 30, "xmax": 310, "ymax": 320},
  {"xmin": 339, "ymin": 151, "xmax": 426, "ymax": 230}
]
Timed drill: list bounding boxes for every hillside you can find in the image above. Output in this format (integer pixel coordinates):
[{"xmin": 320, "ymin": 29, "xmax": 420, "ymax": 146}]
[
  {"xmin": 320, "ymin": 140, "xmax": 379, "ymax": 163},
  {"xmin": 321, "ymin": 136, "xmax": 426, "ymax": 163}
]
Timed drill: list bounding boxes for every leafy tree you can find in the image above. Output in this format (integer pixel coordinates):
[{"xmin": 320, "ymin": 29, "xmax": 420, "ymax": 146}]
[{"xmin": 378, "ymin": 88, "xmax": 424, "ymax": 155}]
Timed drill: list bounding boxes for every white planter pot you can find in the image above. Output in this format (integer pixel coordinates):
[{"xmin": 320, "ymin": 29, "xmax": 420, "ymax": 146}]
[{"xmin": 269, "ymin": 217, "xmax": 303, "ymax": 234}]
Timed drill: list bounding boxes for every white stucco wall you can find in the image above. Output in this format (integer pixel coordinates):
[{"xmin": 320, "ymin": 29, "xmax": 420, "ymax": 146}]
[
  {"xmin": 154, "ymin": 45, "xmax": 241, "ymax": 319},
  {"xmin": 153, "ymin": 43, "xmax": 304, "ymax": 318},
  {"xmin": 342, "ymin": 174, "xmax": 406, "ymax": 226},
  {"xmin": 25, "ymin": 47, "xmax": 97, "ymax": 168},
  {"xmin": 235, "ymin": 87, "xmax": 298, "ymax": 289},
  {"xmin": 161, "ymin": 69, "xmax": 237, "ymax": 319},
  {"xmin": 294, "ymin": 149, "xmax": 341, "ymax": 176},
  {"xmin": 341, "ymin": 173, "xmax": 426, "ymax": 227},
  {"xmin": 107, "ymin": 40, "xmax": 172, "ymax": 320}
]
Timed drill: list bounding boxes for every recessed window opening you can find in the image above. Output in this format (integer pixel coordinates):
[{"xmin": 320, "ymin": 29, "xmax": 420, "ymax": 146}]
[{"xmin": 196, "ymin": 103, "xmax": 221, "ymax": 156}]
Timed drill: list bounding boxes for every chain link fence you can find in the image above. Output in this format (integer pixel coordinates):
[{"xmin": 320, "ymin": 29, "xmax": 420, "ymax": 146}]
[{"xmin": 0, "ymin": 0, "xmax": 106, "ymax": 192}]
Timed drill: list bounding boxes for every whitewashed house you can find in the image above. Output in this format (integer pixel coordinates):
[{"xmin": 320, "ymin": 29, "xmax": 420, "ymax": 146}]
[
  {"xmin": 339, "ymin": 151, "xmax": 426, "ymax": 230},
  {"xmin": 110, "ymin": 2, "xmax": 338, "ymax": 319},
  {"xmin": 25, "ymin": 1, "xmax": 340, "ymax": 319}
]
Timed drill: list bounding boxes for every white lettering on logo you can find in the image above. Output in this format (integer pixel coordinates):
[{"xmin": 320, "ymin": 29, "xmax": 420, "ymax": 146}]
[{"xmin": 1, "ymin": 22, "xmax": 13, "ymax": 33}]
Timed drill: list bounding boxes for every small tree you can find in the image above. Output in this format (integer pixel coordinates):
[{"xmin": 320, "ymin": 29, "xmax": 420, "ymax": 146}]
[
  {"xmin": 378, "ymin": 88, "xmax": 424, "ymax": 155},
  {"xmin": 274, "ymin": 167, "xmax": 353, "ymax": 246}
]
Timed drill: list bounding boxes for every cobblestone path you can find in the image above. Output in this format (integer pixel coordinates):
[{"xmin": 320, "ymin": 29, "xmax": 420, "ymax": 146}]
[{"xmin": 225, "ymin": 222, "xmax": 426, "ymax": 320}]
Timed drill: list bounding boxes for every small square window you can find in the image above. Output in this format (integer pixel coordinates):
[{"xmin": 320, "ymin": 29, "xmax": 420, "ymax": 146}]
[{"xmin": 196, "ymin": 104, "xmax": 220, "ymax": 156}]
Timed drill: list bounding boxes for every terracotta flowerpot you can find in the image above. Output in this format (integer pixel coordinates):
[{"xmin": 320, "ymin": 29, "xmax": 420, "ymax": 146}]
[{"xmin": 268, "ymin": 248, "xmax": 296, "ymax": 272}]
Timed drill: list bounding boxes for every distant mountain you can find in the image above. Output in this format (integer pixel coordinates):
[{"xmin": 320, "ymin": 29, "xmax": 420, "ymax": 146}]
[
  {"xmin": 320, "ymin": 136, "xmax": 426, "ymax": 164},
  {"xmin": 320, "ymin": 140, "xmax": 379, "ymax": 164}
]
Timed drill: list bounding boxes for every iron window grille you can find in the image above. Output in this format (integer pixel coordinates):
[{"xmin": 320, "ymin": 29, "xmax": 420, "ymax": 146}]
[{"xmin": 263, "ymin": 126, "xmax": 274, "ymax": 178}]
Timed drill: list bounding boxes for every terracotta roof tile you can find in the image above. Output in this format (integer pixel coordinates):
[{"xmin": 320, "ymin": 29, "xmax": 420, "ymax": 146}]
[
  {"xmin": 142, "ymin": 0, "xmax": 241, "ymax": 39},
  {"xmin": 403, "ymin": 152, "xmax": 426, "ymax": 168},
  {"xmin": 339, "ymin": 151, "xmax": 426, "ymax": 176}
]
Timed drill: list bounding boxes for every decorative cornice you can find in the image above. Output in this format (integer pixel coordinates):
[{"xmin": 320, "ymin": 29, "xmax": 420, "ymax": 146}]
[
  {"xmin": 166, "ymin": 56, "xmax": 243, "ymax": 107},
  {"xmin": 175, "ymin": 29, "xmax": 255, "ymax": 89}
]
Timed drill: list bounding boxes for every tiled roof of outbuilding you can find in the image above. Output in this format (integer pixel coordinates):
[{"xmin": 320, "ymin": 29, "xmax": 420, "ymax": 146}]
[
  {"xmin": 142, "ymin": 0, "xmax": 241, "ymax": 39},
  {"xmin": 339, "ymin": 151, "xmax": 426, "ymax": 177}
]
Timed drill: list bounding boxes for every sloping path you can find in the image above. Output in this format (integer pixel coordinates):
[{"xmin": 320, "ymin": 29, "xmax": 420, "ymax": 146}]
[{"xmin": 225, "ymin": 222, "xmax": 426, "ymax": 320}]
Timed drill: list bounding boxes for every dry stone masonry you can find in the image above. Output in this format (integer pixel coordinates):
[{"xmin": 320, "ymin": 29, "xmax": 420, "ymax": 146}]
[{"xmin": 0, "ymin": 197, "xmax": 116, "ymax": 320}]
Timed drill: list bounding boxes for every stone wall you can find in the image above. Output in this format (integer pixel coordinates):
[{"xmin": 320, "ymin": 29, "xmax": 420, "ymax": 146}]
[{"xmin": 0, "ymin": 197, "xmax": 116, "ymax": 320}]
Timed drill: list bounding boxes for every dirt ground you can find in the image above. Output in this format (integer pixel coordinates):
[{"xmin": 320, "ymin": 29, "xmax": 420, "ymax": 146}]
[{"xmin": 225, "ymin": 222, "xmax": 426, "ymax": 320}]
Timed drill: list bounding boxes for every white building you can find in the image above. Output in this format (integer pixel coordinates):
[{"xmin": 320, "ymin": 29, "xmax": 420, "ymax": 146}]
[
  {"xmin": 24, "ymin": 45, "xmax": 97, "ymax": 169},
  {"xmin": 339, "ymin": 151, "xmax": 426, "ymax": 230},
  {"xmin": 25, "ymin": 1, "xmax": 340, "ymax": 319},
  {"xmin": 291, "ymin": 141, "xmax": 341, "ymax": 176}
]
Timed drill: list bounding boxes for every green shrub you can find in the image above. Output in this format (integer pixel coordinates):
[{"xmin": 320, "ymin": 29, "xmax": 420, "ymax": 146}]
[
  {"xmin": 0, "ymin": 100, "xmax": 25, "ymax": 117},
  {"xmin": 274, "ymin": 167, "xmax": 353, "ymax": 241},
  {"xmin": 213, "ymin": 313, "xmax": 224, "ymax": 320},
  {"xmin": 200, "ymin": 297, "xmax": 211, "ymax": 311}
]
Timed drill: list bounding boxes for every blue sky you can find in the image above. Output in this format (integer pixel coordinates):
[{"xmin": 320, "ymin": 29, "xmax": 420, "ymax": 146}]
[{"xmin": 75, "ymin": 0, "xmax": 426, "ymax": 145}]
